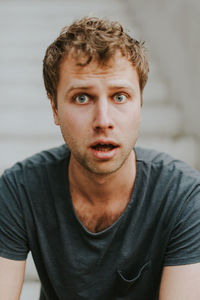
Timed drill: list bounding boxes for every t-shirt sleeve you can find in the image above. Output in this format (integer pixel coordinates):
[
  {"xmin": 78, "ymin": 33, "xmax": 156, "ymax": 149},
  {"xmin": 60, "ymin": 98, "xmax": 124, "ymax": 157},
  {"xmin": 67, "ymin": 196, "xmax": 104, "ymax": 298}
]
[
  {"xmin": 164, "ymin": 185, "xmax": 200, "ymax": 266},
  {"xmin": 0, "ymin": 170, "xmax": 29, "ymax": 260}
]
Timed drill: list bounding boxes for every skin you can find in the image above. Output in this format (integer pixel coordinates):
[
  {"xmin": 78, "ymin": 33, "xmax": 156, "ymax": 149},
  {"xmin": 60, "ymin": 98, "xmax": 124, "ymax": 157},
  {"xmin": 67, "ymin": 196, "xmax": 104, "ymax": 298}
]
[
  {"xmin": 159, "ymin": 263, "xmax": 200, "ymax": 300},
  {"xmin": 0, "ymin": 257, "xmax": 25, "ymax": 300},
  {"xmin": 52, "ymin": 51, "xmax": 141, "ymax": 178},
  {"xmin": 50, "ymin": 50, "xmax": 141, "ymax": 232}
]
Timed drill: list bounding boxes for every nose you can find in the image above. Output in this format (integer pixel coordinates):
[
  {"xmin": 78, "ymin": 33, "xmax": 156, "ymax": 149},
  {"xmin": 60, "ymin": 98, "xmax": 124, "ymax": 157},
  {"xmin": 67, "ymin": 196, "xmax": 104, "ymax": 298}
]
[{"xmin": 92, "ymin": 98, "xmax": 114, "ymax": 131}]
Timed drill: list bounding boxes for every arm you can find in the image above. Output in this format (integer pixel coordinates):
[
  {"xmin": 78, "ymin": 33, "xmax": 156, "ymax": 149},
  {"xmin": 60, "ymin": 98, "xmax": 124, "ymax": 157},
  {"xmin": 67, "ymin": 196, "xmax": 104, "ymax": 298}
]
[
  {"xmin": 159, "ymin": 263, "xmax": 200, "ymax": 300},
  {"xmin": 0, "ymin": 257, "xmax": 26, "ymax": 300}
]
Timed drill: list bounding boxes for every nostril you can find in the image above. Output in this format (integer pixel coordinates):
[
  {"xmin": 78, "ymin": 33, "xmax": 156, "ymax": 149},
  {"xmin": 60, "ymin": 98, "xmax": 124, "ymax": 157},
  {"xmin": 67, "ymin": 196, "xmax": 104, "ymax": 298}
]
[
  {"xmin": 93, "ymin": 110, "xmax": 113, "ymax": 129},
  {"xmin": 94, "ymin": 124, "xmax": 114, "ymax": 130}
]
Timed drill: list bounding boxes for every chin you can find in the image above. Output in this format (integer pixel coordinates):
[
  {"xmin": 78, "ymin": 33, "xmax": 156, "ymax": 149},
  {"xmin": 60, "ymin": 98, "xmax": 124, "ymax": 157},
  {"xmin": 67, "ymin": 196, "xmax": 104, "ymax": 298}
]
[{"xmin": 85, "ymin": 161, "xmax": 125, "ymax": 176}]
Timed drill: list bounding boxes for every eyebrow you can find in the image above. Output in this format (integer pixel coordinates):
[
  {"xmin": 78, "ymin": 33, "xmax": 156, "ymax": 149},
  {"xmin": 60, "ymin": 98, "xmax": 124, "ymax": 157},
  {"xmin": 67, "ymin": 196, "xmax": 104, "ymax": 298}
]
[
  {"xmin": 105, "ymin": 80, "xmax": 136, "ymax": 90},
  {"xmin": 65, "ymin": 81, "xmax": 137, "ymax": 94},
  {"xmin": 66, "ymin": 85, "xmax": 93, "ymax": 94}
]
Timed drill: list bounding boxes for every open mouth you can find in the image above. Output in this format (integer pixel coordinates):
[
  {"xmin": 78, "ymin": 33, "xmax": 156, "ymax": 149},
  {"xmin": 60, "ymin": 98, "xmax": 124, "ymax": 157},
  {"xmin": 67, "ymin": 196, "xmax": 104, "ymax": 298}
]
[{"xmin": 91, "ymin": 143, "xmax": 118, "ymax": 152}]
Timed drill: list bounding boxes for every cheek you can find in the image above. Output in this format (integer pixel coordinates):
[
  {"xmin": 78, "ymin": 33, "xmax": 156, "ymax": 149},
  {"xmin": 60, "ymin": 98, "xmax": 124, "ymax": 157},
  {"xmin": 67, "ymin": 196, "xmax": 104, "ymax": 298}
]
[
  {"xmin": 59, "ymin": 111, "xmax": 88, "ymax": 135},
  {"xmin": 126, "ymin": 107, "xmax": 141, "ymax": 127}
]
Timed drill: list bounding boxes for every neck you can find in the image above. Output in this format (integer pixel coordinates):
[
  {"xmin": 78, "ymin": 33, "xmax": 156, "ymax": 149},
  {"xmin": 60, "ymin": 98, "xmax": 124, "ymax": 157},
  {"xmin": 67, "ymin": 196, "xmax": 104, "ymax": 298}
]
[{"xmin": 68, "ymin": 150, "xmax": 137, "ymax": 206}]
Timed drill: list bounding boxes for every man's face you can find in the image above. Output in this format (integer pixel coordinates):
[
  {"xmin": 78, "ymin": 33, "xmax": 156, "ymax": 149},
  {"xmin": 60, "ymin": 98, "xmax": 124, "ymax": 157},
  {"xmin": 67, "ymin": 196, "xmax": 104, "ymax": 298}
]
[{"xmin": 51, "ymin": 51, "xmax": 142, "ymax": 175}]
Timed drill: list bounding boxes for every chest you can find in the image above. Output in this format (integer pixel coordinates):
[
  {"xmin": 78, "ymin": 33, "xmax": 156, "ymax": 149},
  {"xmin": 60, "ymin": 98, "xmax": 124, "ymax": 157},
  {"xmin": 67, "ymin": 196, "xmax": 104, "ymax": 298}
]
[{"xmin": 73, "ymin": 202, "xmax": 125, "ymax": 233}]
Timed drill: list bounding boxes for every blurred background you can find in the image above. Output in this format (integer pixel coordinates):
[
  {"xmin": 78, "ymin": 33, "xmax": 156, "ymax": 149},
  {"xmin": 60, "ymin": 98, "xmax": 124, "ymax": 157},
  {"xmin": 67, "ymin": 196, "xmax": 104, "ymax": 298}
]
[{"xmin": 0, "ymin": 0, "xmax": 199, "ymax": 298}]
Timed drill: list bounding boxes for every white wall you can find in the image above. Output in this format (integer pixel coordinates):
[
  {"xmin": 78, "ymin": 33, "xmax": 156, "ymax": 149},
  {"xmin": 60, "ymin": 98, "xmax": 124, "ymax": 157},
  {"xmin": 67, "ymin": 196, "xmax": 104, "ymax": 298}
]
[{"xmin": 127, "ymin": 0, "xmax": 200, "ymax": 140}]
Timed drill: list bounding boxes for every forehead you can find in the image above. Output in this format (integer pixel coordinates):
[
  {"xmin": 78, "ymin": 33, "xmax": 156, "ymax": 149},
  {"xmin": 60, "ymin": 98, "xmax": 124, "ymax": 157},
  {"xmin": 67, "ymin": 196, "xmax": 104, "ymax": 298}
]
[
  {"xmin": 56, "ymin": 51, "xmax": 141, "ymax": 103},
  {"xmin": 57, "ymin": 51, "xmax": 140, "ymax": 96},
  {"xmin": 59, "ymin": 50, "xmax": 137, "ymax": 78}
]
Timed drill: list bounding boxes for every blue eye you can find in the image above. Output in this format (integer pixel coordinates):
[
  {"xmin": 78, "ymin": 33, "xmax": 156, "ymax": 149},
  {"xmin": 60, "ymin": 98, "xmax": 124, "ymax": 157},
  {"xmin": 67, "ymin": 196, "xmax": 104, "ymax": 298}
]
[
  {"xmin": 75, "ymin": 94, "xmax": 89, "ymax": 104},
  {"xmin": 114, "ymin": 94, "xmax": 127, "ymax": 103}
]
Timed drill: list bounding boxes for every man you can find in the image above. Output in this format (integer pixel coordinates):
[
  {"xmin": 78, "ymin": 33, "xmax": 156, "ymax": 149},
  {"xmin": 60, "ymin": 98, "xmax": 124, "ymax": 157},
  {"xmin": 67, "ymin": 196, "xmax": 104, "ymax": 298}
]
[{"xmin": 0, "ymin": 16, "xmax": 200, "ymax": 300}]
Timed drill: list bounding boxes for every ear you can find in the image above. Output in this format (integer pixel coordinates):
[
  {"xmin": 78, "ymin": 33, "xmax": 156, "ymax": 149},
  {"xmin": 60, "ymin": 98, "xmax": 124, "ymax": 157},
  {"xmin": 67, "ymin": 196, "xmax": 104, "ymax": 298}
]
[{"xmin": 49, "ymin": 95, "xmax": 60, "ymax": 126}]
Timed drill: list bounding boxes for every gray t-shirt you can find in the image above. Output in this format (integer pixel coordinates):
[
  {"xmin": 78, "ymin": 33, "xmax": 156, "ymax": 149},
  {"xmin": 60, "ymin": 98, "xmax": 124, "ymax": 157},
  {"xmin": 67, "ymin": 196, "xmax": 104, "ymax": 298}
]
[{"xmin": 0, "ymin": 145, "xmax": 200, "ymax": 300}]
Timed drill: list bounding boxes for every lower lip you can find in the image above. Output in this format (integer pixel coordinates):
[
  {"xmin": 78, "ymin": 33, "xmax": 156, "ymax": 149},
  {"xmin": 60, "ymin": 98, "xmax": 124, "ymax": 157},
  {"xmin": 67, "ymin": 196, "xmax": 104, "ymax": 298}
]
[{"xmin": 89, "ymin": 147, "xmax": 119, "ymax": 160}]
